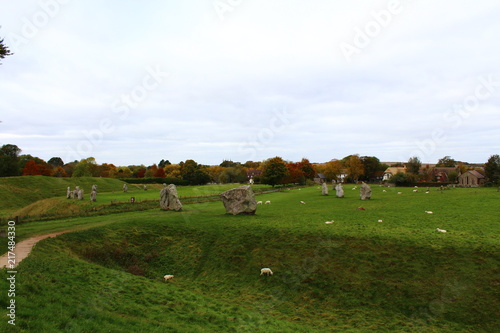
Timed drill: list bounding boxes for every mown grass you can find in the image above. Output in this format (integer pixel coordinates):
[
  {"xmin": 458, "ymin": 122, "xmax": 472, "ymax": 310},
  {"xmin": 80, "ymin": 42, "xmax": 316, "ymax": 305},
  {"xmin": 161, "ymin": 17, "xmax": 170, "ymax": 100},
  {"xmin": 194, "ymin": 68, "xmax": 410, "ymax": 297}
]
[{"xmin": 1, "ymin": 185, "xmax": 498, "ymax": 332}]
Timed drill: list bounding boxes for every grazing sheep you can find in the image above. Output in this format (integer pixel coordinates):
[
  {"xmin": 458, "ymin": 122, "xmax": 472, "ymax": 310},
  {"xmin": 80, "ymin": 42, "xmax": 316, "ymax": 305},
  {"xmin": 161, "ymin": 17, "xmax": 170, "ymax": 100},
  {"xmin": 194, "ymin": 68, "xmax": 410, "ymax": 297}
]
[
  {"xmin": 382, "ymin": 189, "xmax": 387, "ymax": 192},
  {"xmin": 413, "ymin": 189, "xmax": 418, "ymax": 192},
  {"xmin": 325, "ymin": 220, "xmax": 334, "ymax": 224},
  {"xmin": 436, "ymin": 228, "xmax": 447, "ymax": 233},
  {"xmin": 260, "ymin": 268, "xmax": 273, "ymax": 276},
  {"xmin": 425, "ymin": 211, "xmax": 434, "ymax": 214},
  {"xmin": 300, "ymin": 201, "xmax": 306, "ymax": 204},
  {"xmin": 377, "ymin": 219, "xmax": 383, "ymax": 223},
  {"xmin": 257, "ymin": 201, "xmax": 263, "ymax": 205},
  {"xmin": 397, "ymin": 192, "xmax": 403, "ymax": 195},
  {"xmin": 425, "ymin": 191, "xmax": 430, "ymax": 194},
  {"xmin": 265, "ymin": 200, "xmax": 271, "ymax": 204},
  {"xmin": 163, "ymin": 275, "xmax": 174, "ymax": 281}
]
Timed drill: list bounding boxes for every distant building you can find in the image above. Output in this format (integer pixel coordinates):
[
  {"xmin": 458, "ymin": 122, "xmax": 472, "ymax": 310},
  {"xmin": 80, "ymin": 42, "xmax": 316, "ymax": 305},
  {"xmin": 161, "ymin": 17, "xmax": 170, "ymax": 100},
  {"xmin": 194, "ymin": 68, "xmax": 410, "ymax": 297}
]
[
  {"xmin": 314, "ymin": 173, "xmax": 327, "ymax": 184},
  {"xmin": 383, "ymin": 166, "xmax": 407, "ymax": 181},
  {"xmin": 458, "ymin": 170, "xmax": 485, "ymax": 187}
]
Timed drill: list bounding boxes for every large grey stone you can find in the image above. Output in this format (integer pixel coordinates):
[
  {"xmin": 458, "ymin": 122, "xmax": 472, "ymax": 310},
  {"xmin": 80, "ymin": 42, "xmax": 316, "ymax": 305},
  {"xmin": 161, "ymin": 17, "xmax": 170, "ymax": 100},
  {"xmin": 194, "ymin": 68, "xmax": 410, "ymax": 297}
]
[
  {"xmin": 335, "ymin": 183, "xmax": 344, "ymax": 198},
  {"xmin": 322, "ymin": 182, "xmax": 328, "ymax": 195},
  {"xmin": 123, "ymin": 183, "xmax": 128, "ymax": 192},
  {"xmin": 219, "ymin": 185, "xmax": 257, "ymax": 215},
  {"xmin": 66, "ymin": 186, "xmax": 72, "ymax": 199},
  {"xmin": 90, "ymin": 190, "xmax": 97, "ymax": 202},
  {"xmin": 77, "ymin": 189, "xmax": 84, "ymax": 200},
  {"xmin": 360, "ymin": 182, "xmax": 372, "ymax": 200},
  {"xmin": 160, "ymin": 184, "xmax": 183, "ymax": 211}
]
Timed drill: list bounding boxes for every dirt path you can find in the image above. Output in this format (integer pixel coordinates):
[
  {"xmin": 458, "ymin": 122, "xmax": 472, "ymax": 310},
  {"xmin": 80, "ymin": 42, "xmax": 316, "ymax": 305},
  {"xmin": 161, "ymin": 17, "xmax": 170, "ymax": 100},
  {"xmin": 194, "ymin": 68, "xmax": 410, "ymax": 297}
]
[{"xmin": 1, "ymin": 231, "xmax": 71, "ymax": 269}]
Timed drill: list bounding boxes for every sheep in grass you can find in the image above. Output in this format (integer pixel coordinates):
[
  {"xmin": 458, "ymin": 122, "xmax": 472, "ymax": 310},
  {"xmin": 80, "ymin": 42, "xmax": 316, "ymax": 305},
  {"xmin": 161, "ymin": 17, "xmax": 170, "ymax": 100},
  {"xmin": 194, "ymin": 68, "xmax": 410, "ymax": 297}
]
[
  {"xmin": 300, "ymin": 201, "xmax": 306, "ymax": 204},
  {"xmin": 325, "ymin": 220, "xmax": 334, "ymax": 224},
  {"xmin": 436, "ymin": 228, "xmax": 447, "ymax": 233},
  {"xmin": 382, "ymin": 189, "xmax": 387, "ymax": 192},
  {"xmin": 265, "ymin": 200, "xmax": 271, "ymax": 204},
  {"xmin": 397, "ymin": 192, "xmax": 403, "ymax": 195},
  {"xmin": 377, "ymin": 219, "xmax": 383, "ymax": 223},
  {"xmin": 413, "ymin": 189, "xmax": 418, "ymax": 192},
  {"xmin": 260, "ymin": 268, "xmax": 273, "ymax": 276},
  {"xmin": 425, "ymin": 211, "xmax": 434, "ymax": 214},
  {"xmin": 163, "ymin": 275, "xmax": 174, "ymax": 282},
  {"xmin": 257, "ymin": 201, "xmax": 263, "ymax": 205}
]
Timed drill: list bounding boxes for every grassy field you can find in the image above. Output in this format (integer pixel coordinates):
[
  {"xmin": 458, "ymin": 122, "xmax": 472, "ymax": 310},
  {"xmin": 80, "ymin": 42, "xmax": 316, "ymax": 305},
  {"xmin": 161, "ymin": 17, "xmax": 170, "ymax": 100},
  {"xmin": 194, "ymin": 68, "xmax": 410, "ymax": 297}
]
[{"xmin": 0, "ymin": 182, "xmax": 499, "ymax": 332}]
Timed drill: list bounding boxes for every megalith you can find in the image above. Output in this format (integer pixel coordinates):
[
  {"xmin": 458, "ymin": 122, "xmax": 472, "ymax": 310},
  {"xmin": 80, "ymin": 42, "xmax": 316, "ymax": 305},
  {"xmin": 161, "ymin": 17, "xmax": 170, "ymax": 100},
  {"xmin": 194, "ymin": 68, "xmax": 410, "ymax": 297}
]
[
  {"xmin": 90, "ymin": 190, "xmax": 97, "ymax": 202},
  {"xmin": 77, "ymin": 188, "xmax": 84, "ymax": 200},
  {"xmin": 219, "ymin": 185, "xmax": 257, "ymax": 215},
  {"xmin": 322, "ymin": 182, "xmax": 328, "ymax": 196},
  {"xmin": 160, "ymin": 184, "xmax": 183, "ymax": 211},
  {"xmin": 360, "ymin": 182, "xmax": 372, "ymax": 200},
  {"xmin": 123, "ymin": 183, "xmax": 128, "ymax": 192},
  {"xmin": 66, "ymin": 186, "xmax": 72, "ymax": 199},
  {"xmin": 335, "ymin": 183, "xmax": 344, "ymax": 198},
  {"xmin": 92, "ymin": 184, "xmax": 98, "ymax": 192}
]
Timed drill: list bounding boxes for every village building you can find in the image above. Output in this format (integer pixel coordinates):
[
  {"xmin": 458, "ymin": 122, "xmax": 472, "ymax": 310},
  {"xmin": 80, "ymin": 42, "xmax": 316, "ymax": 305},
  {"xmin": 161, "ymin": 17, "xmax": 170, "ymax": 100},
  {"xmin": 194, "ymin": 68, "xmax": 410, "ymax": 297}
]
[{"xmin": 458, "ymin": 170, "xmax": 486, "ymax": 187}]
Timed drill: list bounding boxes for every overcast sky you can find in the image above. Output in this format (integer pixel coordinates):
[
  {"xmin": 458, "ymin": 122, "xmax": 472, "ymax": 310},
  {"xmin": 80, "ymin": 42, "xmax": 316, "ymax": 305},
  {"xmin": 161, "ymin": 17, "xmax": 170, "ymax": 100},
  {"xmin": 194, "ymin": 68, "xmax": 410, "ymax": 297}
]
[{"xmin": 1, "ymin": 0, "xmax": 499, "ymax": 166}]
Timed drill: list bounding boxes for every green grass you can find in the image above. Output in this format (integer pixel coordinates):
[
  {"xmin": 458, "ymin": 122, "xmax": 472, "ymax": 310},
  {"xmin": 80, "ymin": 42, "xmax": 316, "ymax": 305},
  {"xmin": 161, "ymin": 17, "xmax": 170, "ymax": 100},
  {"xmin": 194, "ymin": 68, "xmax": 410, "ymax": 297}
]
[{"xmin": 1, "ymin": 185, "xmax": 498, "ymax": 332}]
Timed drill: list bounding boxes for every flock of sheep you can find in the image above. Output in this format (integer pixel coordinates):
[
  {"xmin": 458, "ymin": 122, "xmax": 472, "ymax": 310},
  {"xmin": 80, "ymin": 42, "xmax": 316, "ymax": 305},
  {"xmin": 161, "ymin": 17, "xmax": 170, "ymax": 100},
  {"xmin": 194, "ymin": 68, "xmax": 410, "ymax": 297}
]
[{"xmin": 163, "ymin": 185, "xmax": 449, "ymax": 282}]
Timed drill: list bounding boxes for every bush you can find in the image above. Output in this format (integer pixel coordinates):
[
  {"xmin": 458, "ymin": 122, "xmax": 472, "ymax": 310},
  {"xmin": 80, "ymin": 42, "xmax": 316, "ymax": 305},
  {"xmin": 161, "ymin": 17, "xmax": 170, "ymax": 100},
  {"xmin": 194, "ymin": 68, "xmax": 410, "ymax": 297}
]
[{"xmin": 123, "ymin": 177, "xmax": 189, "ymax": 185}]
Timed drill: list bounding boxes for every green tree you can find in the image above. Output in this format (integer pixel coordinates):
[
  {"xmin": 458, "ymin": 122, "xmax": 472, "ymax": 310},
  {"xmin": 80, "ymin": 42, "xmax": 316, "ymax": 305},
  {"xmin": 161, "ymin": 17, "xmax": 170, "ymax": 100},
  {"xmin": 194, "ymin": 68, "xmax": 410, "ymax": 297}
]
[
  {"xmin": 406, "ymin": 156, "xmax": 422, "ymax": 175},
  {"xmin": 48, "ymin": 157, "xmax": 64, "ymax": 167},
  {"xmin": 342, "ymin": 154, "xmax": 364, "ymax": 182},
  {"xmin": 0, "ymin": 144, "xmax": 21, "ymax": 176},
  {"xmin": 261, "ymin": 156, "xmax": 289, "ymax": 187},
  {"xmin": 0, "ymin": 38, "xmax": 12, "ymax": 64},
  {"xmin": 436, "ymin": 156, "xmax": 456, "ymax": 167},
  {"xmin": 72, "ymin": 157, "xmax": 99, "ymax": 177},
  {"xmin": 360, "ymin": 156, "xmax": 381, "ymax": 181},
  {"xmin": 179, "ymin": 159, "xmax": 210, "ymax": 185},
  {"xmin": 484, "ymin": 154, "xmax": 500, "ymax": 185}
]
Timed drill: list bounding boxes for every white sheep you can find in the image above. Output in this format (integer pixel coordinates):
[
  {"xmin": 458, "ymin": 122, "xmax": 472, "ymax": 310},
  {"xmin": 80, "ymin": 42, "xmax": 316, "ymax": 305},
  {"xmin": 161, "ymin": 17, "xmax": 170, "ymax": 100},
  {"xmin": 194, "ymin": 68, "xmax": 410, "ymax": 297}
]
[
  {"xmin": 260, "ymin": 268, "xmax": 273, "ymax": 276},
  {"xmin": 163, "ymin": 274, "xmax": 174, "ymax": 281},
  {"xmin": 425, "ymin": 211, "xmax": 434, "ymax": 214},
  {"xmin": 413, "ymin": 189, "xmax": 418, "ymax": 192},
  {"xmin": 257, "ymin": 201, "xmax": 263, "ymax": 205},
  {"xmin": 300, "ymin": 201, "xmax": 306, "ymax": 204},
  {"xmin": 377, "ymin": 219, "xmax": 383, "ymax": 223},
  {"xmin": 265, "ymin": 200, "xmax": 271, "ymax": 204},
  {"xmin": 382, "ymin": 190, "xmax": 387, "ymax": 192},
  {"xmin": 436, "ymin": 228, "xmax": 447, "ymax": 233},
  {"xmin": 325, "ymin": 220, "xmax": 334, "ymax": 224},
  {"xmin": 397, "ymin": 192, "xmax": 403, "ymax": 195}
]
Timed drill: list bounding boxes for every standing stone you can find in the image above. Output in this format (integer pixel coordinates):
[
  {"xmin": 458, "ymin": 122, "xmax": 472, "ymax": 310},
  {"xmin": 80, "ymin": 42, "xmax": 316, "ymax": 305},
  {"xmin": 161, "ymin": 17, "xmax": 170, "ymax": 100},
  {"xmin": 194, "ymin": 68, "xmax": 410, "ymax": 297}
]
[
  {"xmin": 322, "ymin": 182, "xmax": 328, "ymax": 195},
  {"xmin": 73, "ymin": 186, "xmax": 80, "ymax": 199},
  {"xmin": 160, "ymin": 184, "xmax": 183, "ymax": 211},
  {"xmin": 123, "ymin": 183, "xmax": 128, "ymax": 192},
  {"xmin": 219, "ymin": 185, "xmax": 257, "ymax": 215},
  {"xmin": 360, "ymin": 182, "xmax": 372, "ymax": 200},
  {"xmin": 77, "ymin": 189, "xmax": 84, "ymax": 200},
  {"xmin": 90, "ymin": 190, "xmax": 97, "ymax": 202},
  {"xmin": 144, "ymin": 185, "xmax": 148, "ymax": 191},
  {"xmin": 66, "ymin": 186, "xmax": 72, "ymax": 199},
  {"xmin": 335, "ymin": 183, "xmax": 344, "ymax": 198},
  {"xmin": 92, "ymin": 184, "xmax": 98, "ymax": 192}
]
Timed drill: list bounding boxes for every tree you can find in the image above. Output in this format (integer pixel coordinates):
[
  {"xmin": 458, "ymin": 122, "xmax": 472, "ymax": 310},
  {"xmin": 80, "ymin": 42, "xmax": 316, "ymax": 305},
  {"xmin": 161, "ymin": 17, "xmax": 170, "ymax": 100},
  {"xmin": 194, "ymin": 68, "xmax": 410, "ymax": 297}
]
[
  {"xmin": 48, "ymin": 157, "xmax": 64, "ymax": 167},
  {"xmin": 21, "ymin": 159, "xmax": 52, "ymax": 176},
  {"xmin": 406, "ymin": 156, "xmax": 422, "ymax": 175},
  {"xmin": 298, "ymin": 158, "xmax": 316, "ymax": 180},
  {"xmin": 436, "ymin": 156, "xmax": 456, "ymax": 167},
  {"xmin": 319, "ymin": 159, "xmax": 343, "ymax": 182},
  {"xmin": 179, "ymin": 159, "xmax": 210, "ymax": 185},
  {"xmin": 343, "ymin": 154, "xmax": 364, "ymax": 182},
  {"xmin": 158, "ymin": 159, "xmax": 171, "ymax": 168},
  {"xmin": 0, "ymin": 38, "xmax": 12, "ymax": 64},
  {"xmin": 261, "ymin": 156, "xmax": 289, "ymax": 187},
  {"xmin": 284, "ymin": 162, "xmax": 305, "ymax": 185},
  {"xmin": 72, "ymin": 157, "xmax": 99, "ymax": 177},
  {"xmin": 360, "ymin": 156, "xmax": 381, "ymax": 181},
  {"xmin": 0, "ymin": 144, "xmax": 21, "ymax": 176},
  {"xmin": 484, "ymin": 154, "xmax": 500, "ymax": 185}
]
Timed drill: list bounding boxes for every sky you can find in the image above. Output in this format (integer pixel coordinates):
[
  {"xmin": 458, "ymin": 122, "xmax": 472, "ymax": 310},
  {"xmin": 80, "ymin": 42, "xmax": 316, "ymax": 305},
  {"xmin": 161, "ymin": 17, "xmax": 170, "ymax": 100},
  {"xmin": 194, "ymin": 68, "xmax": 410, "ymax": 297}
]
[{"xmin": 1, "ymin": 0, "xmax": 499, "ymax": 166}]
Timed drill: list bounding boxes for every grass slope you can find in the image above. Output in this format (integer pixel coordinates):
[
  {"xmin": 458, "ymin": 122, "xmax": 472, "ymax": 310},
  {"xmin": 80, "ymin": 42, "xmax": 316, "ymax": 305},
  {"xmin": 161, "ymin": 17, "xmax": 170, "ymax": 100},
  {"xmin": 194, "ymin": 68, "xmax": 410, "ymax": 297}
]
[
  {"xmin": 0, "ymin": 176, "xmax": 127, "ymax": 217},
  {"xmin": 1, "ymin": 186, "xmax": 498, "ymax": 332}
]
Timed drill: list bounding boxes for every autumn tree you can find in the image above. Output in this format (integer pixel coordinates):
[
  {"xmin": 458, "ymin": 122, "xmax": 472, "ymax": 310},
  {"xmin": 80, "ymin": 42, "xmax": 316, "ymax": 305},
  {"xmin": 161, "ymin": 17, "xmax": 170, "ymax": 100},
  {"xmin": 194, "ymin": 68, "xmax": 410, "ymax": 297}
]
[
  {"xmin": 318, "ymin": 159, "xmax": 343, "ymax": 182},
  {"xmin": 342, "ymin": 154, "xmax": 364, "ymax": 182},
  {"xmin": 179, "ymin": 159, "xmax": 210, "ymax": 185},
  {"xmin": 261, "ymin": 156, "xmax": 289, "ymax": 187},
  {"xmin": 284, "ymin": 162, "xmax": 305, "ymax": 184},
  {"xmin": 298, "ymin": 158, "xmax": 316, "ymax": 180},
  {"xmin": 484, "ymin": 154, "xmax": 500, "ymax": 185}
]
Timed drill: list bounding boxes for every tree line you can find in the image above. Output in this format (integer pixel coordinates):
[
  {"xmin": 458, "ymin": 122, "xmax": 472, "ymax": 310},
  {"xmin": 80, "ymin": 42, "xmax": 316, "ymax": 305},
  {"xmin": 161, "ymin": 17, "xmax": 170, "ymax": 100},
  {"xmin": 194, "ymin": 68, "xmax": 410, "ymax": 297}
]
[{"xmin": 1, "ymin": 144, "xmax": 499, "ymax": 186}]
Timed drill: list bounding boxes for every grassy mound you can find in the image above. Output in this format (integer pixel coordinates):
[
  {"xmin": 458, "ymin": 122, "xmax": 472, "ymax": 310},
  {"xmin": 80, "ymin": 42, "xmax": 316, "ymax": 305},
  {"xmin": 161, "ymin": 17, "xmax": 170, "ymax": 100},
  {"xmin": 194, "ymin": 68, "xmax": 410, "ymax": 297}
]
[
  {"xmin": 1, "ymin": 186, "xmax": 498, "ymax": 331},
  {"xmin": 0, "ymin": 176, "xmax": 127, "ymax": 217}
]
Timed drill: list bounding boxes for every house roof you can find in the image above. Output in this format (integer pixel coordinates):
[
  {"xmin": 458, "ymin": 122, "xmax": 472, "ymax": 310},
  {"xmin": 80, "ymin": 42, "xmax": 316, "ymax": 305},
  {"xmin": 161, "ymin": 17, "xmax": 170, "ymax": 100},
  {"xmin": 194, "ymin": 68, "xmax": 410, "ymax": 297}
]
[
  {"xmin": 467, "ymin": 170, "xmax": 485, "ymax": 179},
  {"xmin": 384, "ymin": 167, "xmax": 406, "ymax": 175}
]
